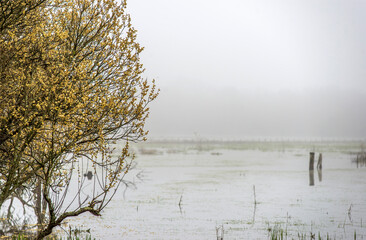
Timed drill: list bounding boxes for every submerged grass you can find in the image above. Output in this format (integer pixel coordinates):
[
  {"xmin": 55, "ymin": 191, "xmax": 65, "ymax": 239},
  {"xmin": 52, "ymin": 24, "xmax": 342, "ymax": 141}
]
[
  {"xmin": 9, "ymin": 234, "xmax": 95, "ymax": 240},
  {"xmin": 6, "ymin": 226, "xmax": 94, "ymax": 240},
  {"xmin": 267, "ymin": 225, "xmax": 359, "ymax": 240}
]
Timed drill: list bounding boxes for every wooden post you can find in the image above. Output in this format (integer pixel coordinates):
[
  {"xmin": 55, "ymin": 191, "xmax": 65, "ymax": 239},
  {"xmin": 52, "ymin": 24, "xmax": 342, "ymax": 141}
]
[
  {"xmin": 309, "ymin": 152, "xmax": 315, "ymax": 186},
  {"xmin": 84, "ymin": 171, "xmax": 93, "ymax": 180},
  {"xmin": 317, "ymin": 153, "xmax": 322, "ymax": 170},
  {"xmin": 309, "ymin": 152, "xmax": 315, "ymax": 171}
]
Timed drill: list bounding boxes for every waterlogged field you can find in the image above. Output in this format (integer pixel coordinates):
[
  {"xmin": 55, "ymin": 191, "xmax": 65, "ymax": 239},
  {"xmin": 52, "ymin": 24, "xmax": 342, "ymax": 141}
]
[{"xmin": 64, "ymin": 140, "xmax": 366, "ymax": 239}]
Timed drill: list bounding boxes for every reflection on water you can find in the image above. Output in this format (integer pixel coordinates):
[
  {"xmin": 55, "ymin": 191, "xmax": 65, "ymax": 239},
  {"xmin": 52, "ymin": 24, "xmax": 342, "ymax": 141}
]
[
  {"xmin": 309, "ymin": 169, "xmax": 323, "ymax": 186},
  {"xmin": 309, "ymin": 170, "xmax": 314, "ymax": 186},
  {"xmin": 317, "ymin": 168, "xmax": 322, "ymax": 182}
]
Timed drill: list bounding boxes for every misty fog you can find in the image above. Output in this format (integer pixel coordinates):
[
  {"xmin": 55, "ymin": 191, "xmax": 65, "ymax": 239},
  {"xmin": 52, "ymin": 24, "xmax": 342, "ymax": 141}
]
[{"xmin": 127, "ymin": 0, "xmax": 366, "ymax": 139}]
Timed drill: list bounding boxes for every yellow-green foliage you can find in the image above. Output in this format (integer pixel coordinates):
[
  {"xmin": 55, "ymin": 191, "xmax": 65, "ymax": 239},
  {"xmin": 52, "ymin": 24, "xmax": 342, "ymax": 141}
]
[{"xmin": 0, "ymin": 0, "xmax": 158, "ymax": 238}]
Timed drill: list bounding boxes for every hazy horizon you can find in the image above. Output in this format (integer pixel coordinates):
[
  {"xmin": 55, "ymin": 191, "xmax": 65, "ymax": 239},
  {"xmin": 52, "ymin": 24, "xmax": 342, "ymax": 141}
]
[{"xmin": 127, "ymin": 0, "xmax": 366, "ymax": 140}]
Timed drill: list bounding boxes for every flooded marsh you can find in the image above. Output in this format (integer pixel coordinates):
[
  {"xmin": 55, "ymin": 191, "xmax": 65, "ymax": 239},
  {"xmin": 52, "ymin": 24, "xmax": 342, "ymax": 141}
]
[{"xmin": 65, "ymin": 140, "xmax": 366, "ymax": 239}]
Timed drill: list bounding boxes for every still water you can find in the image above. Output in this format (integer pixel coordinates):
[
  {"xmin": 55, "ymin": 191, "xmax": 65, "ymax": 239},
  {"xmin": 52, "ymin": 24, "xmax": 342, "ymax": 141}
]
[{"xmin": 64, "ymin": 141, "xmax": 366, "ymax": 239}]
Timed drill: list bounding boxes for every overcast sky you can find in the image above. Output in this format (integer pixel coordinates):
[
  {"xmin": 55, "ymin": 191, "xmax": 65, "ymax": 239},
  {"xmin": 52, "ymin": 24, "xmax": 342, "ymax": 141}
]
[{"xmin": 127, "ymin": 0, "xmax": 366, "ymax": 140}]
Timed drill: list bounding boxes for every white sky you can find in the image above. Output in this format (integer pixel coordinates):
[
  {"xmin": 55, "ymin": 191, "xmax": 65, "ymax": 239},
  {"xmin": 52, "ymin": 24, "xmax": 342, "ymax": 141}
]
[{"xmin": 127, "ymin": 0, "xmax": 366, "ymax": 139}]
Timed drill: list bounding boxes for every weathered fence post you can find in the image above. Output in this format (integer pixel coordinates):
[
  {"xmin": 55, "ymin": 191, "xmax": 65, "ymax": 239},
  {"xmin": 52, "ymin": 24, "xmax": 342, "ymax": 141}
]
[
  {"xmin": 317, "ymin": 153, "xmax": 323, "ymax": 182},
  {"xmin": 84, "ymin": 171, "xmax": 93, "ymax": 180},
  {"xmin": 309, "ymin": 152, "xmax": 315, "ymax": 171},
  {"xmin": 317, "ymin": 153, "xmax": 322, "ymax": 170},
  {"xmin": 309, "ymin": 152, "xmax": 315, "ymax": 186}
]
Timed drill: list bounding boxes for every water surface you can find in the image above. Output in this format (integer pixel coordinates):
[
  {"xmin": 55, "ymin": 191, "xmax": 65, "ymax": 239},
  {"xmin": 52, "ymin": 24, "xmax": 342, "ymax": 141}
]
[{"xmin": 65, "ymin": 141, "xmax": 366, "ymax": 239}]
